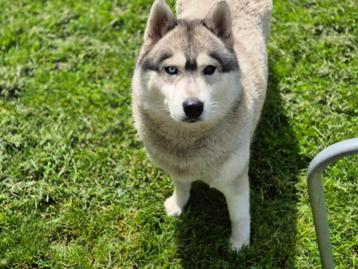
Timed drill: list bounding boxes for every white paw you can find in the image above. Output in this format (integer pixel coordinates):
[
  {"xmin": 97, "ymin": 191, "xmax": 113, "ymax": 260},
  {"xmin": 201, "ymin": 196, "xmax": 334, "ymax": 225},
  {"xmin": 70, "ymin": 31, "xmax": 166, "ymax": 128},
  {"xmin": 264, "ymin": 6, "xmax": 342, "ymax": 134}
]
[
  {"xmin": 164, "ymin": 196, "xmax": 183, "ymax": 217},
  {"xmin": 229, "ymin": 235, "xmax": 250, "ymax": 252}
]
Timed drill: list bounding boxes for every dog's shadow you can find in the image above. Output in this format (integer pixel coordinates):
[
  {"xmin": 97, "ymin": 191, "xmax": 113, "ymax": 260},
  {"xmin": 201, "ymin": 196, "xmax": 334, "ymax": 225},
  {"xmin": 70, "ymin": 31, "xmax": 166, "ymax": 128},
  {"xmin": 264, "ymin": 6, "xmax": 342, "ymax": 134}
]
[{"xmin": 175, "ymin": 62, "xmax": 307, "ymax": 268}]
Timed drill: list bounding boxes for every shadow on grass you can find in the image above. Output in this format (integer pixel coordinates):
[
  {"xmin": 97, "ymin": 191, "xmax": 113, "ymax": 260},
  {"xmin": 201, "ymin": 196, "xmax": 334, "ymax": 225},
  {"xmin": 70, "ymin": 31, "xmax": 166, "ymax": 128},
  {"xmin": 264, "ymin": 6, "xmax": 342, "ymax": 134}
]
[{"xmin": 175, "ymin": 61, "xmax": 307, "ymax": 268}]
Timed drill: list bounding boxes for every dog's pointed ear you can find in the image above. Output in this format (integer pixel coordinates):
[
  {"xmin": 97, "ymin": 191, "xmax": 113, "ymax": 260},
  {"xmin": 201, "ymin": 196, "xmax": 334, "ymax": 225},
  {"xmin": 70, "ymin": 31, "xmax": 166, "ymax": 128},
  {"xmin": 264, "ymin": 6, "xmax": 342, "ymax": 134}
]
[
  {"xmin": 144, "ymin": 0, "xmax": 176, "ymax": 43},
  {"xmin": 203, "ymin": 1, "xmax": 233, "ymax": 47}
]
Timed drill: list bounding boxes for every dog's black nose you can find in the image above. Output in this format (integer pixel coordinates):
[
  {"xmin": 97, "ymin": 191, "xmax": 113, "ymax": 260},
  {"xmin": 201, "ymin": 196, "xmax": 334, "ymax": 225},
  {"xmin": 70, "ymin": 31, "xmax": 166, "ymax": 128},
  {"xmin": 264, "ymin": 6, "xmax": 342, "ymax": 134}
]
[{"xmin": 183, "ymin": 98, "xmax": 204, "ymax": 120}]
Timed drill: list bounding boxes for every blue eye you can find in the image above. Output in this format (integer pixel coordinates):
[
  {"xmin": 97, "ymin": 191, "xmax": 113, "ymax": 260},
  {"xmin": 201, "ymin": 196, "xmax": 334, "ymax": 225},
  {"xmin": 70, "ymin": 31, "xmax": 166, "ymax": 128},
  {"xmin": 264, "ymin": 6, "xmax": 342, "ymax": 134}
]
[
  {"xmin": 164, "ymin": 66, "xmax": 178, "ymax": 75},
  {"xmin": 203, "ymin": 65, "xmax": 216, "ymax": 75}
]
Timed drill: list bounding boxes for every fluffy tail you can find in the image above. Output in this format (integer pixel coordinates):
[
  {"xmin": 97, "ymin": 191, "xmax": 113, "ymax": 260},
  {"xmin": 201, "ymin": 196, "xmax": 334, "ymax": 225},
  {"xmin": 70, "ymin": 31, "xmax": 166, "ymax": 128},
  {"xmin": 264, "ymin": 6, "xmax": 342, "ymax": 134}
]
[
  {"xmin": 176, "ymin": 0, "xmax": 272, "ymax": 41},
  {"xmin": 227, "ymin": 0, "xmax": 272, "ymax": 42}
]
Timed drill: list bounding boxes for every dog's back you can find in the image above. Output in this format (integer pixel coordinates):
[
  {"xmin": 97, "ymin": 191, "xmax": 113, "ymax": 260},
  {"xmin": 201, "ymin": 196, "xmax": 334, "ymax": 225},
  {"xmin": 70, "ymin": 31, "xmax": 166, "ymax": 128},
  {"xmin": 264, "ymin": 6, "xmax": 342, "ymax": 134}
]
[{"xmin": 177, "ymin": 0, "xmax": 272, "ymax": 130}]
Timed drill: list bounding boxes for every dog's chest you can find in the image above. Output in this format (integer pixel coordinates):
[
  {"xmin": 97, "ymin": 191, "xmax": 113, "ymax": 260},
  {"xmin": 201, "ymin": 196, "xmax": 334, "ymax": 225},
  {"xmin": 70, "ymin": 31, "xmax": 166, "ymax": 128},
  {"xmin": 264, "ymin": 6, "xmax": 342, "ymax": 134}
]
[{"xmin": 144, "ymin": 126, "xmax": 240, "ymax": 181}]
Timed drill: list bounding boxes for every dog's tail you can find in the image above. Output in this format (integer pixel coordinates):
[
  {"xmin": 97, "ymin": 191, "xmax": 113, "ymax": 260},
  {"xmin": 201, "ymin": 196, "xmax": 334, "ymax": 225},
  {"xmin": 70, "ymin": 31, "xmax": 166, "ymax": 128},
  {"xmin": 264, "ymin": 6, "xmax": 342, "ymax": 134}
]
[{"xmin": 176, "ymin": 0, "xmax": 272, "ymax": 42}]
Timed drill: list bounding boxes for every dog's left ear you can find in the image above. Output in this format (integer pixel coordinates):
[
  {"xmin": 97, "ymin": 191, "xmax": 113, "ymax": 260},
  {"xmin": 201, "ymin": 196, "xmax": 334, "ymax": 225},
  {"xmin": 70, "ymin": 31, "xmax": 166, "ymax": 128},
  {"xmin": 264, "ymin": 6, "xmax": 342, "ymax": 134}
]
[
  {"xmin": 203, "ymin": 1, "xmax": 233, "ymax": 47},
  {"xmin": 144, "ymin": 0, "xmax": 176, "ymax": 44}
]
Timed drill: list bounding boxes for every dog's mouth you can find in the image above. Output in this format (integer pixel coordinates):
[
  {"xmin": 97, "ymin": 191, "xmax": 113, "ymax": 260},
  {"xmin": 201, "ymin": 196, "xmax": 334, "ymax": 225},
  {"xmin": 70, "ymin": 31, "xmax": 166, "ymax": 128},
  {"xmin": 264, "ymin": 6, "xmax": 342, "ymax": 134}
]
[{"xmin": 182, "ymin": 117, "xmax": 202, "ymax": 123}]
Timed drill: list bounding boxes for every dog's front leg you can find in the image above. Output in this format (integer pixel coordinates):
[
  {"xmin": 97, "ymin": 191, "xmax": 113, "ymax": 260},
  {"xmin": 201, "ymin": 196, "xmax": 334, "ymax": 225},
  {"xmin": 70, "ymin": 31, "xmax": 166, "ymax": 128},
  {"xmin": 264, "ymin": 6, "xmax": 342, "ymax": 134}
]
[
  {"xmin": 164, "ymin": 178, "xmax": 191, "ymax": 217},
  {"xmin": 220, "ymin": 172, "xmax": 251, "ymax": 252}
]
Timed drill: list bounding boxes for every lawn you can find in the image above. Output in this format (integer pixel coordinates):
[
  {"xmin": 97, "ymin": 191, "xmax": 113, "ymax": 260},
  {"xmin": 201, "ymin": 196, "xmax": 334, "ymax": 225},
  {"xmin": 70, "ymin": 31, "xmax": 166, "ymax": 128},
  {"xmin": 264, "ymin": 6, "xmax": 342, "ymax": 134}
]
[{"xmin": 0, "ymin": 0, "xmax": 357, "ymax": 268}]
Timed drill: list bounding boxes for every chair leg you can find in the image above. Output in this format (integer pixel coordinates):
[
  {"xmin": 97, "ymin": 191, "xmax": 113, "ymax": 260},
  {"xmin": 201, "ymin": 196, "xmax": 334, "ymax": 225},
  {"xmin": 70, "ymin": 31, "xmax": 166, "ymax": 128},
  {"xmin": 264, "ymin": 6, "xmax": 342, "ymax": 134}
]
[{"xmin": 307, "ymin": 138, "xmax": 358, "ymax": 269}]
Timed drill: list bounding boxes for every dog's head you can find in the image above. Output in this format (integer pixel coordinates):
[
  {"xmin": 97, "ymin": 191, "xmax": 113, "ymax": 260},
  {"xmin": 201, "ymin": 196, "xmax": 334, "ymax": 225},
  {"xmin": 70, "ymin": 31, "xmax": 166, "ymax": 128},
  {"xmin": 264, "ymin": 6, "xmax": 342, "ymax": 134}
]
[{"xmin": 133, "ymin": 0, "xmax": 240, "ymax": 126}]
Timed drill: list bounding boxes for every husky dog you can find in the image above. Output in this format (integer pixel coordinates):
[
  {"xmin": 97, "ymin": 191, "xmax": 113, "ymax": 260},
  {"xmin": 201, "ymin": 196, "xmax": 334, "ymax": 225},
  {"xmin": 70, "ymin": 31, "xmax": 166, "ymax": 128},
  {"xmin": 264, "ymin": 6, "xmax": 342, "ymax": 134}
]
[{"xmin": 132, "ymin": 0, "xmax": 272, "ymax": 251}]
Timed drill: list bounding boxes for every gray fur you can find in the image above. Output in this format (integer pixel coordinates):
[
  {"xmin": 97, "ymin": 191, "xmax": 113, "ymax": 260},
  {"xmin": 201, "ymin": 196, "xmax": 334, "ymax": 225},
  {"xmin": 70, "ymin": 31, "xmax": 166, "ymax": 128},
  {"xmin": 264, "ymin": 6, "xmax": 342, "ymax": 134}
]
[
  {"xmin": 141, "ymin": 50, "xmax": 173, "ymax": 71},
  {"xmin": 209, "ymin": 51, "xmax": 239, "ymax": 72},
  {"xmin": 132, "ymin": 0, "xmax": 272, "ymax": 252}
]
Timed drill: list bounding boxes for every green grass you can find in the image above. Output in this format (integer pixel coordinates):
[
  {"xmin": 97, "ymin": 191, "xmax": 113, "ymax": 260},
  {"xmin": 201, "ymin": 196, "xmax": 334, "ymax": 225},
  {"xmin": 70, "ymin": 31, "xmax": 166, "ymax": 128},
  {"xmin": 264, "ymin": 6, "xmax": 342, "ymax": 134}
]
[{"xmin": 0, "ymin": 0, "xmax": 357, "ymax": 268}]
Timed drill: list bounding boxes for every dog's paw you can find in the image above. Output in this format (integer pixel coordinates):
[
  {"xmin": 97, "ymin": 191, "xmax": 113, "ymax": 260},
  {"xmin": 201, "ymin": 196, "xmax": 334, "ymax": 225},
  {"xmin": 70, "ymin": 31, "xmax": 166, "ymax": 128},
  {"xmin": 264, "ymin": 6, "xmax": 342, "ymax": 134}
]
[
  {"xmin": 229, "ymin": 235, "xmax": 250, "ymax": 252},
  {"xmin": 164, "ymin": 196, "xmax": 183, "ymax": 217}
]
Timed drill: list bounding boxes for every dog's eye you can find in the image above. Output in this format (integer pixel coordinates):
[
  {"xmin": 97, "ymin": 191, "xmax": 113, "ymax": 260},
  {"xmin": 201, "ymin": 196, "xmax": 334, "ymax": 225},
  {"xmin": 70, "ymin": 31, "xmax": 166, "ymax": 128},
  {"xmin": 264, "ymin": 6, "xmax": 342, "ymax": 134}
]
[
  {"xmin": 203, "ymin": 65, "xmax": 216, "ymax": 75},
  {"xmin": 164, "ymin": 66, "xmax": 178, "ymax": 75}
]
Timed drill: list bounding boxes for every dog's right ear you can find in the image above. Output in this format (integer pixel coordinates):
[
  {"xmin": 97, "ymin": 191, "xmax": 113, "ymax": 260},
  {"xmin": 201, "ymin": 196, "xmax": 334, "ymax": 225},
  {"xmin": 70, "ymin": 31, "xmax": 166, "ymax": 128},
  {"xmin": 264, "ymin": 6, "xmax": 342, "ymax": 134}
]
[
  {"xmin": 203, "ymin": 1, "xmax": 233, "ymax": 48},
  {"xmin": 144, "ymin": 0, "xmax": 176, "ymax": 44}
]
